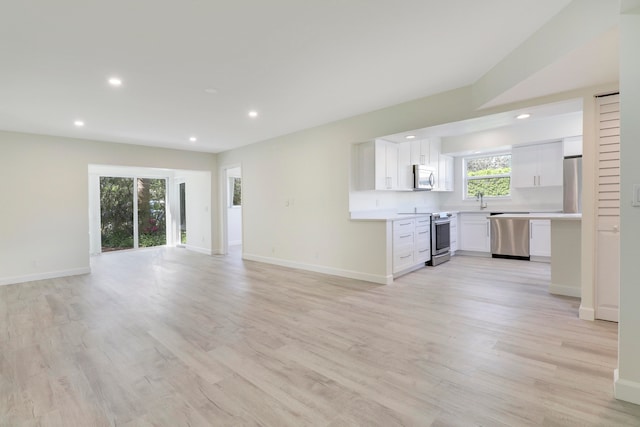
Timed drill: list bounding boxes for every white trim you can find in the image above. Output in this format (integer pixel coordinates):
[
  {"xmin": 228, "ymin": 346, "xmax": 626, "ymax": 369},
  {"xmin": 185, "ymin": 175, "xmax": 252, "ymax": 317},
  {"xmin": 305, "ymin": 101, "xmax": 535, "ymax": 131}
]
[
  {"xmin": 228, "ymin": 239, "xmax": 242, "ymax": 246},
  {"xmin": 579, "ymin": 305, "xmax": 595, "ymax": 321},
  {"xmin": 614, "ymin": 369, "xmax": 640, "ymax": 405},
  {"xmin": 185, "ymin": 245, "xmax": 212, "ymax": 255},
  {"xmin": 549, "ymin": 283, "xmax": 581, "ymax": 298},
  {"xmin": 243, "ymin": 253, "xmax": 392, "ymax": 285},
  {"xmin": 0, "ymin": 267, "xmax": 91, "ymax": 286}
]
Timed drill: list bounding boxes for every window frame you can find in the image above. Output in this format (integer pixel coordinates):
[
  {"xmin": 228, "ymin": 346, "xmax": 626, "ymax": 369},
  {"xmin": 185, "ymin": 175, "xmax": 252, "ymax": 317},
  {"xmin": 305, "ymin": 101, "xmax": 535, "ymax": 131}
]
[{"xmin": 463, "ymin": 152, "xmax": 512, "ymax": 200}]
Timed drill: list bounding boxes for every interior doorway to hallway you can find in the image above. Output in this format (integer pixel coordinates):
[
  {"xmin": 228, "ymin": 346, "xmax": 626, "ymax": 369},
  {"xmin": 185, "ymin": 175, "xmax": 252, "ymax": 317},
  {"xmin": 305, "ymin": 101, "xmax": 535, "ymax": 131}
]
[{"xmin": 224, "ymin": 165, "xmax": 242, "ymax": 255}]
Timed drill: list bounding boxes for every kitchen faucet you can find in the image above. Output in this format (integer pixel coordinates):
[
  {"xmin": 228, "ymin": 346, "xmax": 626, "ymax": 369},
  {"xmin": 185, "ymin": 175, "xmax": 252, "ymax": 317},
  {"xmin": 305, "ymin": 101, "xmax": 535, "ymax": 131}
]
[{"xmin": 476, "ymin": 191, "xmax": 487, "ymax": 209}]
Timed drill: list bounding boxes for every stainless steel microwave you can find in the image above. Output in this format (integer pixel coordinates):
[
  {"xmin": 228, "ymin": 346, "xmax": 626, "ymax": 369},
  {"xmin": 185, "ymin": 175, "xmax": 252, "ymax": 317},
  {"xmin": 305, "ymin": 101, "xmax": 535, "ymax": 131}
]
[{"xmin": 413, "ymin": 165, "xmax": 435, "ymax": 190}]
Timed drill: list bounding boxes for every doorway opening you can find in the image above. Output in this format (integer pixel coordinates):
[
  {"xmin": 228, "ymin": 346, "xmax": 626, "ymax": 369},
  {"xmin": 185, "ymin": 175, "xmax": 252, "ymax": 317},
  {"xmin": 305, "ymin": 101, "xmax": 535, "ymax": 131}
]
[
  {"xmin": 224, "ymin": 165, "xmax": 242, "ymax": 255},
  {"xmin": 178, "ymin": 182, "xmax": 187, "ymax": 246}
]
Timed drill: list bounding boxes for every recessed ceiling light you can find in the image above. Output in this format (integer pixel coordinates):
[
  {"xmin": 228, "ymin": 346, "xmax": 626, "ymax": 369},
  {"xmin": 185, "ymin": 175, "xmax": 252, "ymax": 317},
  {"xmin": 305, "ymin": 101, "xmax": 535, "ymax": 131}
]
[
  {"xmin": 74, "ymin": 120, "xmax": 85, "ymax": 127},
  {"xmin": 405, "ymin": 135, "xmax": 416, "ymax": 140},
  {"xmin": 204, "ymin": 88, "xmax": 218, "ymax": 94},
  {"xmin": 516, "ymin": 113, "xmax": 531, "ymax": 119},
  {"xmin": 248, "ymin": 110, "xmax": 258, "ymax": 118},
  {"xmin": 108, "ymin": 77, "xmax": 122, "ymax": 87},
  {"xmin": 189, "ymin": 136, "xmax": 197, "ymax": 142}
]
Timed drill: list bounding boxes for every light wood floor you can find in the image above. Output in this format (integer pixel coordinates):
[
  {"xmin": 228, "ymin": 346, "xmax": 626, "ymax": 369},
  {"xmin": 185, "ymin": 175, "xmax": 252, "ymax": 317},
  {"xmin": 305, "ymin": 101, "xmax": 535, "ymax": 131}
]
[{"xmin": 1, "ymin": 248, "xmax": 639, "ymax": 426}]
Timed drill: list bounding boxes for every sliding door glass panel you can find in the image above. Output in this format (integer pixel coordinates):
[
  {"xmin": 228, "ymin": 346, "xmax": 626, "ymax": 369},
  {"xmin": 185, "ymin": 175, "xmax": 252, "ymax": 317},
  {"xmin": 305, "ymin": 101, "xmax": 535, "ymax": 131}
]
[
  {"xmin": 179, "ymin": 182, "xmax": 187, "ymax": 244},
  {"xmin": 138, "ymin": 178, "xmax": 167, "ymax": 247},
  {"xmin": 100, "ymin": 177, "xmax": 134, "ymax": 251}
]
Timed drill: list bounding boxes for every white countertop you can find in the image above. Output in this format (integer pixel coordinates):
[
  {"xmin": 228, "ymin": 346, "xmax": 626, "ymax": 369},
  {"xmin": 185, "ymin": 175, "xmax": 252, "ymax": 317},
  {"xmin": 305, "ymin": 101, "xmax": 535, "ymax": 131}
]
[
  {"xmin": 490, "ymin": 213, "xmax": 582, "ymax": 221},
  {"xmin": 350, "ymin": 212, "xmax": 431, "ymax": 221}
]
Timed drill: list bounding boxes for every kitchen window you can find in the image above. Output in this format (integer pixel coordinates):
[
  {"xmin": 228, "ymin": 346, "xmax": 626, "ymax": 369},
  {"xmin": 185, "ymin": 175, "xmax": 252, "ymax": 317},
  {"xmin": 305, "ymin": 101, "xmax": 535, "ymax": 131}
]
[{"xmin": 464, "ymin": 153, "xmax": 511, "ymax": 199}]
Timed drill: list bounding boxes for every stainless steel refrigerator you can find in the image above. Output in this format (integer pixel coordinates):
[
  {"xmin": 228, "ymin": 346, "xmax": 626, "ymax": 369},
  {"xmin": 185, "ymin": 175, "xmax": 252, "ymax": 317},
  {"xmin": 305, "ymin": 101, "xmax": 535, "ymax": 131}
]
[{"xmin": 563, "ymin": 155, "xmax": 582, "ymax": 213}]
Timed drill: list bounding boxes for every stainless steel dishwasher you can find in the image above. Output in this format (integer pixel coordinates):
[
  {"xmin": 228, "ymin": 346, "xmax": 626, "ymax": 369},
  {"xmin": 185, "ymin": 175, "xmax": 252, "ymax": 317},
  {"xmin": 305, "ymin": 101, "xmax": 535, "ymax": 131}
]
[{"xmin": 489, "ymin": 214, "xmax": 530, "ymax": 260}]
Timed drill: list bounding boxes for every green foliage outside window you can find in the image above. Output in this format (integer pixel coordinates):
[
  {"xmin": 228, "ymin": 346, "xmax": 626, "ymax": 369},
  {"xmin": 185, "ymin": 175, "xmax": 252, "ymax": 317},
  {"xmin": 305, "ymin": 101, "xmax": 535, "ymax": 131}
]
[{"xmin": 465, "ymin": 155, "xmax": 511, "ymax": 198}]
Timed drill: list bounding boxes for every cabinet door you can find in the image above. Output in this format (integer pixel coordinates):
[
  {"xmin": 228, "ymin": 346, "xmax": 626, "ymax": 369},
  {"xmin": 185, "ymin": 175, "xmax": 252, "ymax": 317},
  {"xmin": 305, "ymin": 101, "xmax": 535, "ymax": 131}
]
[
  {"xmin": 537, "ymin": 142, "xmax": 563, "ymax": 187},
  {"xmin": 385, "ymin": 142, "xmax": 399, "ymax": 190},
  {"xmin": 397, "ymin": 142, "xmax": 413, "ymax": 190},
  {"xmin": 414, "ymin": 225, "xmax": 431, "ymax": 263},
  {"xmin": 439, "ymin": 154, "xmax": 454, "ymax": 191},
  {"xmin": 512, "ymin": 144, "xmax": 538, "ymax": 188},
  {"xmin": 374, "ymin": 140, "xmax": 387, "ymax": 190},
  {"xmin": 529, "ymin": 220, "xmax": 551, "ymax": 257},
  {"xmin": 460, "ymin": 214, "xmax": 490, "ymax": 252}
]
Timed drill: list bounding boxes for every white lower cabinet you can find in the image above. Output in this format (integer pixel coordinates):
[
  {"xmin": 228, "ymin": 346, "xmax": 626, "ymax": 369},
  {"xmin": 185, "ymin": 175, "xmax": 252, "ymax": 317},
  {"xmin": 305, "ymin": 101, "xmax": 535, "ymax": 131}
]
[
  {"xmin": 449, "ymin": 213, "xmax": 458, "ymax": 254},
  {"xmin": 393, "ymin": 216, "xmax": 431, "ymax": 275},
  {"xmin": 459, "ymin": 213, "xmax": 491, "ymax": 253},
  {"xmin": 529, "ymin": 219, "xmax": 551, "ymax": 258}
]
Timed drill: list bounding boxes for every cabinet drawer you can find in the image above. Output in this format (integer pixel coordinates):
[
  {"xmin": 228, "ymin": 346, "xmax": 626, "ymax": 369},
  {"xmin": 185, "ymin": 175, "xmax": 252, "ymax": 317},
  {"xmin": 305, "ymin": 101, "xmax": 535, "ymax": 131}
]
[
  {"xmin": 393, "ymin": 219, "xmax": 415, "ymax": 231},
  {"xmin": 414, "ymin": 246, "xmax": 431, "ymax": 263},
  {"xmin": 393, "ymin": 230, "xmax": 414, "ymax": 247},
  {"xmin": 393, "ymin": 250, "xmax": 414, "ymax": 272},
  {"xmin": 414, "ymin": 216, "xmax": 431, "ymax": 228},
  {"xmin": 415, "ymin": 226, "xmax": 430, "ymax": 243}
]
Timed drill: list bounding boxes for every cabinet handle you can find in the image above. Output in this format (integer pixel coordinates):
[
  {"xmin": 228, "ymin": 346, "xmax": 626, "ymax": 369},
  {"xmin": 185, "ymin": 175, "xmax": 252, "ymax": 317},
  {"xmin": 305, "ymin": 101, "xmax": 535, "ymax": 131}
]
[
  {"xmin": 400, "ymin": 222, "xmax": 411, "ymax": 226},
  {"xmin": 533, "ymin": 176, "xmax": 536, "ymax": 186},
  {"xmin": 400, "ymin": 234, "xmax": 412, "ymax": 239},
  {"xmin": 400, "ymin": 254, "xmax": 412, "ymax": 259},
  {"xmin": 530, "ymin": 223, "xmax": 533, "ymax": 239},
  {"xmin": 420, "ymin": 155, "xmax": 425, "ymax": 165},
  {"xmin": 419, "ymin": 249, "xmax": 428, "ymax": 253},
  {"xmin": 418, "ymin": 231, "xmax": 428, "ymax": 235},
  {"xmin": 486, "ymin": 222, "xmax": 489, "ymax": 237}
]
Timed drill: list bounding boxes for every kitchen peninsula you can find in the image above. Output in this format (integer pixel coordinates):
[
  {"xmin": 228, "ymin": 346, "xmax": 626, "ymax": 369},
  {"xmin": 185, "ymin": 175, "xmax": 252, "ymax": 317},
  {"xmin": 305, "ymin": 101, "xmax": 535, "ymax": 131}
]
[{"xmin": 492, "ymin": 213, "xmax": 582, "ymax": 297}]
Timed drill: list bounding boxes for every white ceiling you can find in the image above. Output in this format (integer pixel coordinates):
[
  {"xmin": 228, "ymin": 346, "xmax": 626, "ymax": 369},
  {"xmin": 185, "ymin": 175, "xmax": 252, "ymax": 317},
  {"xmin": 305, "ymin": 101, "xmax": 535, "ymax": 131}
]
[{"xmin": 1, "ymin": 0, "xmax": 615, "ymax": 154}]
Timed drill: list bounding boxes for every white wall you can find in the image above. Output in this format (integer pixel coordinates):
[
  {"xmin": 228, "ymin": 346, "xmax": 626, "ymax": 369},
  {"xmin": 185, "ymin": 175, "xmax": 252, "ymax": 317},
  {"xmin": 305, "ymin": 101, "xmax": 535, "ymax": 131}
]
[
  {"xmin": 616, "ymin": 2, "xmax": 640, "ymax": 405},
  {"xmin": 0, "ymin": 131, "xmax": 217, "ymax": 285},
  {"xmin": 175, "ymin": 170, "xmax": 212, "ymax": 255}
]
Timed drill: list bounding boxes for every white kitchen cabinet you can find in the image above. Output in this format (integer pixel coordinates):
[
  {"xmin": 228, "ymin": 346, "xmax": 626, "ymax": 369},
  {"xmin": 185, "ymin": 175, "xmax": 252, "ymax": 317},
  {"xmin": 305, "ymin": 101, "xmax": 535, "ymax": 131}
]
[
  {"xmin": 459, "ymin": 213, "xmax": 491, "ymax": 253},
  {"xmin": 436, "ymin": 154, "xmax": 454, "ymax": 192},
  {"xmin": 529, "ymin": 219, "xmax": 551, "ymax": 258},
  {"xmin": 410, "ymin": 139, "xmax": 430, "ymax": 166},
  {"xmin": 397, "ymin": 141, "xmax": 413, "ymax": 190},
  {"xmin": 414, "ymin": 216, "xmax": 431, "ymax": 264},
  {"xmin": 355, "ymin": 139, "xmax": 401, "ymax": 190},
  {"xmin": 393, "ymin": 216, "xmax": 431, "ymax": 275},
  {"xmin": 449, "ymin": 213, "xmax": 458, "ymax": 254},
  {"xmin": 393, "ymin": 219, "xmax": 415, "ymax": 273},
  {"xmin": 512, "ymin": 141, "xmax": 563, "ymax": 188}
]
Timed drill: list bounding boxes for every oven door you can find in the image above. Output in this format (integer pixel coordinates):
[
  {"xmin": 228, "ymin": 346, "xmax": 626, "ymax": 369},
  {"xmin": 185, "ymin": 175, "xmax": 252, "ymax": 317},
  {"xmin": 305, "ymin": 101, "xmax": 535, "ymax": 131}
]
[{"xmin": 432, "ymin": 218, "xmax": 451, "ymax": 255}]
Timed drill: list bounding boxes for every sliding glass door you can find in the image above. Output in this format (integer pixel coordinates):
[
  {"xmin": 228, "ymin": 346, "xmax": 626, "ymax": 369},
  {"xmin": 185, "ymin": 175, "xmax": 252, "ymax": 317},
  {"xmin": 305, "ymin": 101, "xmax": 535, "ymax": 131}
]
[
  {"xmin": 100, "ymin": 177, "xmax": 135, "ymax": 251},
  {"xmin": 137, "ymin": 178, "xmax": 166, "ymax": 247},
  {"xmin": 99, "ymin": 176, "xmax": 167, "ymax": 252}
]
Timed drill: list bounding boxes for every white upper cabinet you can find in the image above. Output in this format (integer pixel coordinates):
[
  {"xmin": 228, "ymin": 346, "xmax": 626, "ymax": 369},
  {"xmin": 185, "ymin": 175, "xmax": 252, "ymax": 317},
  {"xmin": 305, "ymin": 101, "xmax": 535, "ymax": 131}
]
[
  {"xmin": 512, "ymin": 141, "xmax": 563, "ymax": 188},
  {"xmin": 355, "ymin": 139, "xmax": 402, "ymax": 191},
  {"xmin": 437, "ymin": 154, "xmax": 454, "ymax": 192},
  {"xmin": 397, "ymin": 142, "xmax": 413, "ymax": 190},
  {"xmin": 410, "ymin": 139, "xmax": 430, "ymax": 165}
]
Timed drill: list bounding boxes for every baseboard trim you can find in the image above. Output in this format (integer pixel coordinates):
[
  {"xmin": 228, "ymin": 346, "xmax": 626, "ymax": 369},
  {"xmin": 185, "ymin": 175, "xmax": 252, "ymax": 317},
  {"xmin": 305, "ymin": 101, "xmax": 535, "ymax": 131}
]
[
  {"xmin": 455, "ymin": 250, "xmax": 491, "ymax": 258},
  {"xmin": 242, "ymin": 253, "xmax": 392, "ymax": 285},
  {"xmin": 0, "ymin": 267, "xmax": 91, "ymax": 286},
  {"xmin": 530, "ymin": 255, "xmax": 551, "ymax": 263},
  {"xmin": 579, "ymin": 304, "xmax": 595, "ymax": 321},
  {"xmin": 185, "ymin": 245, "xmax": 212, "ymax": 255},
  {"xmin": 228, "ymin": 239, "xmax": 242, "ymax": 246},
  {"xmin": 614, "ymin": 369, "xmax": 640, "ymax": 405},
  {"xmin": 550, "ymin": 283, "xmax": 581, "ymax": 298}
]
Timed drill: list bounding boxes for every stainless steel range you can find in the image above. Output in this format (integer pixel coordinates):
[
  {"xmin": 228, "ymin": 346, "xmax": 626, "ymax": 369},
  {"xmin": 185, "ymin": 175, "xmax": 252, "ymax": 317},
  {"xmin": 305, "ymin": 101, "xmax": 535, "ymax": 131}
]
[{"xmin": 428, "ymin": 212, "xmax": 452, "ymax": 266}]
